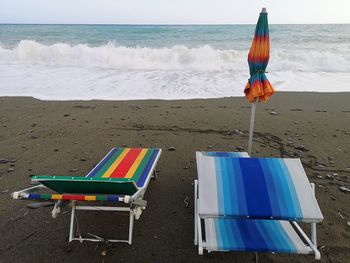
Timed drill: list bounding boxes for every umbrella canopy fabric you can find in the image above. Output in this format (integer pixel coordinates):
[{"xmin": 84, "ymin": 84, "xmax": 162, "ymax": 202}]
[{"xmin": 244, "ymin": 9, "xmax": 275, "ymax": 103}]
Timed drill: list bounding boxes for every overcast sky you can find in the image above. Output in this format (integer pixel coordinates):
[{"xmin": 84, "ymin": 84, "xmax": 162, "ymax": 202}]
[{"xmin": 0, "ymin": 0, "xmax": 349, "ymax": 24}]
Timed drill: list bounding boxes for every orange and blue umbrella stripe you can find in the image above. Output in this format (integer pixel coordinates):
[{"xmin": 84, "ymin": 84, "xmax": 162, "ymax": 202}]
[
  {"xmin": 87, "ymin": 148, "xmax": 160, "ymax": 187},
  {"xmin": 27, "ymin": 193, "xmax": 122, "ymax": 202},
  {"xmin": 244, "ymin": 10, "xmax": 275, "ymax": 102}
]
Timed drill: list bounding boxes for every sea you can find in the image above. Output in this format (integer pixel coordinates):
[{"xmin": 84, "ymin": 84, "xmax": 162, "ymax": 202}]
[{"xmin": 0, "ymin": 24, "xmax": 349, "ymax": 100}]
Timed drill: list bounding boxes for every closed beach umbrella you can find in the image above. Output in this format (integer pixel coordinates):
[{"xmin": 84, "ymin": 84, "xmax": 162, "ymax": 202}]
[{"xmin": 245, "ymin": 8, "xmax": 275, "ymax": 155}]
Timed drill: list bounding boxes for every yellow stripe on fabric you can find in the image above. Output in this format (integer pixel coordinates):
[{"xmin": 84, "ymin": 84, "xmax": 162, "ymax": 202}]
[
  {"xmin": 125, "ymin": 148, "xmax": 148, "ymax": 179},
  {"xmin": 102, "ymin": 148, "xmax": 130, "ymax": 178},
  {"xmin": 52, "ymin": 194, "xmax": 62, "ymax": 200},
  {"xmin": 85, "ymin": 196, "xmax": 96, "ymax": 201}
]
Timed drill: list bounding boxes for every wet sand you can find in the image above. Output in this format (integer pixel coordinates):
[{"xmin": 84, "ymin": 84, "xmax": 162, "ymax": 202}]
[{"xmin": 0, "ymin": 92, "xmax": 349, "ymax": 262}]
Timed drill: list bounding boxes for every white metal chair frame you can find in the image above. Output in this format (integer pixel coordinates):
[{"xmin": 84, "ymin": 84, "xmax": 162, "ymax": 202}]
[{"xmin": 13, "ymin": 150, "xmax": 161, "ymax": 244}]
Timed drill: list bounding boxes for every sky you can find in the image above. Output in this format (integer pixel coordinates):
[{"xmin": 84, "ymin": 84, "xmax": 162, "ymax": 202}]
[{"xmin": 0, "ymin": 0, "xmax": 349, "ymax": 24}]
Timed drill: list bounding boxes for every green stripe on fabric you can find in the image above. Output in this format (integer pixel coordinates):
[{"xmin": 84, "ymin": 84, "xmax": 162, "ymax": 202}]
[
  {"xmin": 132, "ymin": 149, "xmax": 154, "ymax": 182},
  {"xmin": 95, "ymin": 195, "xmax": 107, "ymax": 201},
  {"xmin": 94, "ymin": 148, "xmax": 125, "ymax": 178},
  {"xmin": 40, "ymin": 194, "xmax": 53, "ymax": 200},
  {"xmin": 32, "ymin": 175, "xmax": 131, "ymax": 183}
]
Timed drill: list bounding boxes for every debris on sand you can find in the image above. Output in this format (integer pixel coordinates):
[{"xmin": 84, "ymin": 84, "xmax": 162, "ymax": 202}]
[
  {"xmin": 339, "ymin": 186, "xmax": 350, "ymax": 193},
  {"xmin": 168, "ymin": 146, "xmax": 176, "ymax": 151},
  {"xmin": 183, "ymin": 196, "xmax": 189, "ymax": 207},
  {"xmin": 0, "ymin": 158, "xmax": 9, "ymax": 164},
  {"xmin": 236, "ymin": 146, "xmax": 244, "ymax": 151},
  {"xmin": 27, "ymin": 202, "xmax": 55, "ymax": 209}
]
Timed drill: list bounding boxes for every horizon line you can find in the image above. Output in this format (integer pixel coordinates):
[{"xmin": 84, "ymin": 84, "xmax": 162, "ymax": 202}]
[{"xmin": 1, "ymin": 22, "xmax": 350, "ymax": 26}]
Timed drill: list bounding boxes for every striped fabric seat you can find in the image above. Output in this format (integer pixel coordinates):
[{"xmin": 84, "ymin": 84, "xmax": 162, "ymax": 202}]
[
  {"xmin": 197, "ymin": 156, "xmax": 323, "ymax": 222},
  {"xmin": 31, "ymin": 148, "xmax": 161, "ymax": 198},
  {"xmin": 87, "ymin": 148, "xmax": 160, "ymax": 187},
  {"xmin": 204, "ymin": 218, "xmax": 310, "ymax": 254}
]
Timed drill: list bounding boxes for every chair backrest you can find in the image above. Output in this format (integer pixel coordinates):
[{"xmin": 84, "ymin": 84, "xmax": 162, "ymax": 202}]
[
  {"xmin": 197, "ymin": 155, "xmax": 323, "ymax": 222},
  {"xmin": 197, "ymin": 151, "xmax": 249, "ymax": 158},
  {"xmin": 87, "ymin": 148, "xmax": 161, "ymax": 187},
  {"xmin": 32, "ymin": 175, "xmax": 138, "ymax": 195}
]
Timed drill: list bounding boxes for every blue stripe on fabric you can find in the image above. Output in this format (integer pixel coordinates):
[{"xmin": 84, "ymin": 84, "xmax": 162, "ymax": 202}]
[
  {"xmin": 265, "ymin": 159, "xmax": 294, "ymax": 219},
  {"xmin": 273, "ymin": 221, "xmax": 297, "ymax": 252},
  {"xmin": 28, "ymin": 193, "xmax": 41, "ymax": 199},
  {"xmin": 106, "ymin": 196, "xmax": 119, "ymax": 202},
  {"xmin": 259, "ymin": 220, "xmax": 289, "ymax": 252},
  {"xmin": 220, "ymin": 219, "xmax": 230, "ymax": 250},
  {"xmin": 214, "ymin": 157, "xmax": 225, "ymax": 214},
  {"xmin": 214, "ymin": 219, "xmax": 223, "ymax": 250},
  {"xmin": 259, "ymin": 159, "xmax": 282, "ymax": 218},
  {"xmin": 230, "ymin": 158, "xmax": 248, "ymax": 216},
  {"xmin": 136, "ymin": 149, "xmax": 159, "ymax": 187},
  {"xmin": 239, "ymin": 219, "xmax": 269, "ymax": 250},
  {"xmin": 223, "ymin": 220, "xmax": 236, "ymax": 250},
  {"xmin": 276, "ymin": 159, "xmax": 303, "ymax": 219},
  {"xmin": 239, "ymin": 158, "xmax": 272, "ymax": 217},
  {"xmin": 269, "ymin": 160, "xmax": 289, "ymax": 217},
  {"xmin": 86, "ymin": 148, "xmax": 118, "ymax": 178},
  {"xmin": 230, "ymin": 219, "xmax": 245, "ymax": 250},
  {"xmin": 213, "ymin": 219, "xmax": 300, "ymax": 253},
  {"xmin": 220, "ymin": 158, "xmax": 233, "ymax": 215}
]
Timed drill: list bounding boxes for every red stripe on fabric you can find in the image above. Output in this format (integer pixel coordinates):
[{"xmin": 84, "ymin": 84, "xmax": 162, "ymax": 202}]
[
  {"xmin": 62, "ymin": 195, "xmax": 85, "ymax": 201},
  {"xmin": 109, "ymin": 148, "xmax": 142, "ymax": 178}
]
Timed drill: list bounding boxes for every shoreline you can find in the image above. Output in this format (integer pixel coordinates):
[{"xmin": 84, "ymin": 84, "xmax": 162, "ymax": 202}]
[{"xmin": 0, "ymin": 93, "xmax": 349, "ymax": 262}]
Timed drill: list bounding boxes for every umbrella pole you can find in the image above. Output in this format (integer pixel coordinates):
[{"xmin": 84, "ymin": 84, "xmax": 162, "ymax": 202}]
[{"xmin": 247, "ymin": 99, "xmax": 258, "ymax": 156}]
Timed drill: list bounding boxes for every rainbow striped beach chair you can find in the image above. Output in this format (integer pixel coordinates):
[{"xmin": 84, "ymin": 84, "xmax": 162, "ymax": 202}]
[
  {"xmin": 194, "ymin": 151, "xmax": 323, "ymax": 259},
  {"xmin": 12, "ymin": 147, "xmax": 162, "ymax": 244}
]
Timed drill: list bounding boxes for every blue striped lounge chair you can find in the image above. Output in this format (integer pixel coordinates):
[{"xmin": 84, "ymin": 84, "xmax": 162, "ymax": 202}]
[
  {"xmin": 194, "ymin": 151, "xmax": 323, "ymax": 259},
  {"xmin": 12, "ymin": 147, "xmax": 162, "ymax": 244}
]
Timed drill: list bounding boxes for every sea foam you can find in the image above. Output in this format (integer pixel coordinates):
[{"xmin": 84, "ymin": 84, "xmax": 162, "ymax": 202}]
[{"xmin": 0, "ymin": 40, "xmax": 349, "ymax": 100}]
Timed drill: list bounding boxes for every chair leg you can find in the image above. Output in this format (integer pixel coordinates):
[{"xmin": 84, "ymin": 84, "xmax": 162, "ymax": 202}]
[
  {"xmin": 310, "ymin": 183, "xmax": 317, "ymax": 247},
  {"xmin": 128, "ymin": 211, "xmax": 135, "ymax": 244},
  {"xmin": 69, "ymin": 201, "xmax": 76, "ymax": 242},
  {"xmin": 194, "ymin": 180, "xmax": 198, "ymax": 245},
  {"xmin": 152, "ymin": 170, "xmax": 157, "ymax": 180}
]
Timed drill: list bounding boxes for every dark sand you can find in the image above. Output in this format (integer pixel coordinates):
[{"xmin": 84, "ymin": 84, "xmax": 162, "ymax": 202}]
[{"xmin": 0, "ymin": 93, "xmax": 349, "ymax": 262}]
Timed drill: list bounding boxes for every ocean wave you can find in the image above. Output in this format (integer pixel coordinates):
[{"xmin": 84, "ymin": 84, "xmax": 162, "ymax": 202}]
[{"xmin": 0, "ymin": 40, "xmax": 349, "ymax": 73}]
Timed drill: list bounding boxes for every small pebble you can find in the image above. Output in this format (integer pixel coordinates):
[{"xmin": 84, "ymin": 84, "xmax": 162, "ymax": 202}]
[
  {"xmin": 340, "ymin": 186, "xmax": 350, "ymax": 193},
  {"xmin": 70, "ymin": 168, "xmax": 78, "ymax": 172},
  {"xmin": 168, "ymin": 147, "xmax": 176, "ymax": 151},
  {"xmin": 295, "ymin": 145, "xmax": 306, "ymax": 151},
  {"xmin": 326, "ymin": 174, "xmax": 335, "ymax": 180},
  {"xmin": 0, "ymin": 158, "xmax": 9, "ymax": 164},
  {"xmin": 7, "ymin": 168, "xmax": 15, "ymax": 173},
  {"xmin": 236, "ymin": 146, "xmax": 244, "ymax": 151},
  {"xmin": 80, "ymin": 158, "xmax": 87, "ymax": 162},
  {"xmin": 269, "ymin": 111, "xmax": 278, "ymax": 115}
]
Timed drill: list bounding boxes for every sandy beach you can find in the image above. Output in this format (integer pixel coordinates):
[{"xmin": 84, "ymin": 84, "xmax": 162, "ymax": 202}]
[{"xmin": 0, "ymin": 92, "xmax": 349, "ymax": 262}]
